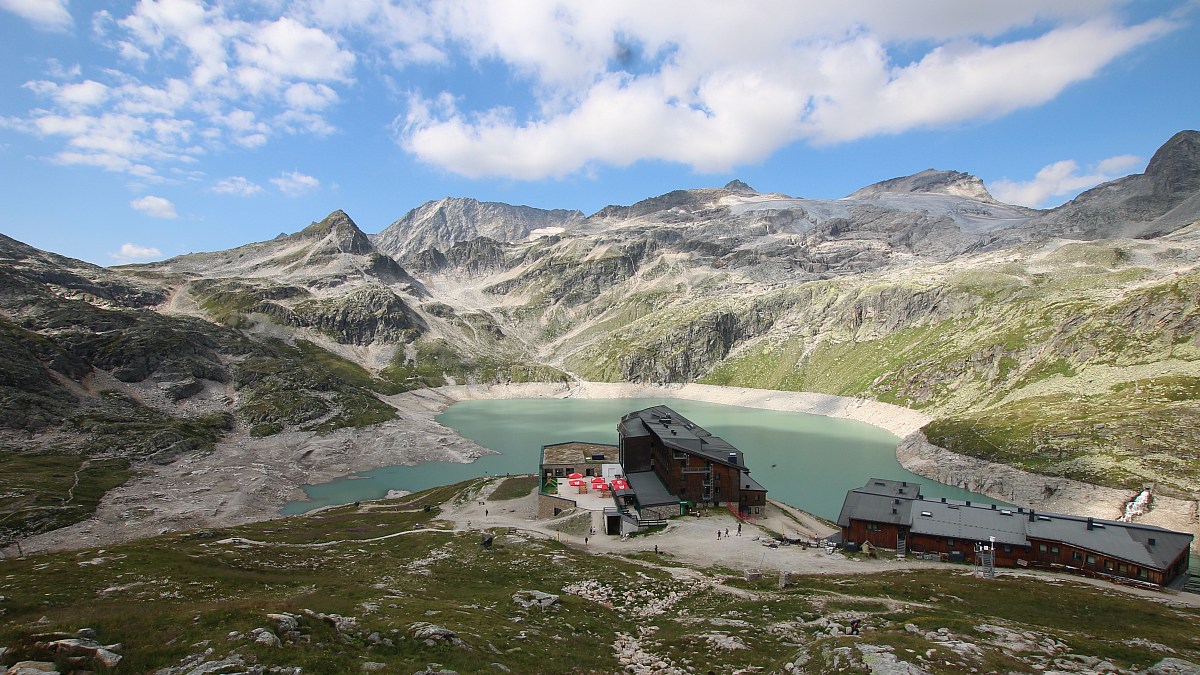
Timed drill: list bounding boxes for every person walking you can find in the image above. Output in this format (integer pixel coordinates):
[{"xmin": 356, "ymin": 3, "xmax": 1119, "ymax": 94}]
[
  {"xmin": 717, "ymin": 530, "xmax": 721, "ymax": 540},
  {"xmin": 737, "ymin": 522, "xmax": 742, "ymax": 536}
]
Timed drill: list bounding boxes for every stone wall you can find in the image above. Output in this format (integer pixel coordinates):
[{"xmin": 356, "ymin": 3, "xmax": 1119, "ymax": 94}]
[
  {"xmin": 537, "ymin": 493, "xmax": 578, "ymax": 519},
  {"xmin": 639, "ymin": 504, "xmax": 677, "ymax": 521}
]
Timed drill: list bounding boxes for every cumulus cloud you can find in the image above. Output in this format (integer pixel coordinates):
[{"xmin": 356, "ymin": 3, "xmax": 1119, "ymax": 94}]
[
  {"xmin": 1, "ymin": 0, "xmax": 72, "ymax": 31},
  {"xmin": 270, "ymin": 170, "xmax": 319, "ymax": 195},
  {"xmin": 130, "ymin": 194, "xmax": 178, "ymax": 218},
  {"xmin": 991, "ymin": 154, "xmax": 1144, "ymax": 208},
  {"xmin": 7, "ymin": 1, "xmax": 355, "ymax": 180},
  {"xmin": 110, "ymin": 242, "xmax": 164, "ymax": 263},
  {"xmin": 0, "ymin": 2, "xmax": 1183, "ymax": 185},
  {"xmin": 212, "ymin": 175, "xmax": 262, "ymax": 195},
  {"xmin": 395, "ymin": 6, "xmax": 1175, "ymax": 178}
]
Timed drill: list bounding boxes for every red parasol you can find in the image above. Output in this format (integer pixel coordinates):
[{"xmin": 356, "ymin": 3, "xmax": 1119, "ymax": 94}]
[{"xmin": 568, "ymin": 472, "xmax": 584, "ymax": 479}]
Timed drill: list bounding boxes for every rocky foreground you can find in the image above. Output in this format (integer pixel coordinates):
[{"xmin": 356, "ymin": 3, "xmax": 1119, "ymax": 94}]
[{"xmin": 1, "ymin": 476, "xmax": 1198, "ymax": 674}]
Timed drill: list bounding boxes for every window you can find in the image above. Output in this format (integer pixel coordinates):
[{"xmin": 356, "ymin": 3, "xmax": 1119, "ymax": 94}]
[
  {"xmin": 554, "ymin": 468, "xmax": 564, "ymax": 477},
  {"xmin": 1073, "ymin": 551, "xmax": 1083, "ymax": 562},
  {"xmin": 866, "ymin": 523, "xmax": 880, "ymax": 532},
  {"xmin": 1003, "ymin": 545, "xmax": 1012, "ymax": 554},
  {"xmin": 1137, "ymin": 569, "xmax": 1149, "ymax": 580},
  {"xmin": 1051, "ymin": 546, "xmax": 1060, "ymax": 555},
  {"xmin": 1038, "ymin": 544, "xmax": 1047, "ymax": 552},
  {"xmin": 1105, "ymin": 560, "xmax": 1115, "ymax": 571},
  {"xmin": 947, "ymin": 538, "xmax": 956, "ymax": 547},
  {"xmin": 1118, "ymin": 563, "xmax": 1129, "ymax": 573},
  {"xmin": 1086, "ymin": 555, "xmax": 1096, "ymax": 565}
]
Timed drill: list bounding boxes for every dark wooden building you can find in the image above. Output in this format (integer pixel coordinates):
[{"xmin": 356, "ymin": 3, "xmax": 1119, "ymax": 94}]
[
  {"xmin": 618, "ymin": 405, "xmax": 767, "ymax": 518},
  {"xmin": 837, "ymin": 478, "xmax": 1193, "ymax": 588}
]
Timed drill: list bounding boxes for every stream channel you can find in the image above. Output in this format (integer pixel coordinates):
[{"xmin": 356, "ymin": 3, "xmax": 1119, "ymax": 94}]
[{"xmin": 282, "ymin": 397, "xmax": 1004, "ymax": 519}]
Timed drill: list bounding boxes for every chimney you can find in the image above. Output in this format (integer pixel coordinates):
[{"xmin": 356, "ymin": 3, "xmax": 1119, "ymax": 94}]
[
  {"xmin": 1148, "ymin": 537, "xmax": 1156, "ymax": 546},
  {"xmin": 991, "ymin": 504, "xmax": 997, "ymax": 510},
  {"xmin": 902, "ymin": 481, "xmax": 907, "ymax": 487},
  {"xmin": 728, "ymin": 452, "xmax": 738, "ymax": 465},
  {"xmin": 1028, "ymin": 510, "xmax": 1036, "ymax": 522},
  {"xmin": 940, "ymin": 497, "xmax": 946, "ymax": 503},
  {"xmin": 1087, "ymin": 517, "xmax": 1094, "ymax": 531},
  {"xmin": 965, "ymin": 501, "xmax": 971, "ymax": 507}
]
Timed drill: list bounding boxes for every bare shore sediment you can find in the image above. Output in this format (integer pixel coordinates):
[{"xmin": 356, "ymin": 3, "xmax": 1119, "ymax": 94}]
[{"xmin": 11, "ymin": 381, "xmax": 1198, "ymax": 555}]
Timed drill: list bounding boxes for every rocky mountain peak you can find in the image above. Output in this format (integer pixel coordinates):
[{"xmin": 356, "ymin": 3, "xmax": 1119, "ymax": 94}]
[
  {"xmin": 294, "ymin": 210, "xmax": 373, "ymax": 255},
  {"xmin": 723, "ymin": 179, "xmax": 758, "ymax": 195},
  {"xmin": 1144, "ymin": 130, "xmax": 1200, "ymax": 196},
  {"xmin": 373, "ymin": 198, "xmax": 584, "ymax": 258},
  {"xmin": 848, "ymin": 169, "xmax": 998, "ymax": 203}
]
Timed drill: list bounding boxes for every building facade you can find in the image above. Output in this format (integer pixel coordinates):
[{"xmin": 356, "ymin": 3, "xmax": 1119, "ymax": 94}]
[
  {"xmin": 618, "ymin": 405, "xmax": 767, "ymax": 517},
  {"xmin": 837, "ymin": 478, "xmax": 1193, "ymax": 588}
]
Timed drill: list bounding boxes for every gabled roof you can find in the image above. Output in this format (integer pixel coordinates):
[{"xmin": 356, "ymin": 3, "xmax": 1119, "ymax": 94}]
[
  {"xmin": 1026, "ymin": 513, "xmax": 1191, "ymax": 570},
  {"xmin": 839, "ymin": 478, "xmax": 1194, "ymax": 572},
  {"xmin": 620, "ymin": 405, "xmax": 743, "ymax": 468},
  {"xmin": 911, "ymin": 501, "xmax": 1027, "ymax": 547},
  {"xmin": 740, "ymin": 473, "xmax": 767, "ymax": 493},
  {"xmin": 836, "ymin": 490, "xmax": 912, "ymax": 528}
]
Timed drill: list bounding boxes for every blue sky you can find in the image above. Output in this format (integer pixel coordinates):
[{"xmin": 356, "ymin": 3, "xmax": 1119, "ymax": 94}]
[{"xmin": 1, "ymin": 1, "xmax": 1197, "ymax": 266}]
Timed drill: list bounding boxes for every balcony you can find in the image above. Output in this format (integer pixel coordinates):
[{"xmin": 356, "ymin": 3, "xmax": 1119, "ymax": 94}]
[{"xmin": 682, "ymin": 467, "xmax": 711, "ymax": 474}]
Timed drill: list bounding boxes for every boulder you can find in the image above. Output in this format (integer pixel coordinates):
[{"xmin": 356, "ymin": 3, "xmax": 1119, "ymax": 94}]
[
  {"xmin": 511, "ymin": 590, "xmax": 560, "ymax": 609},
  {"xmin": 409, "ymin": 623, "xmax": 467, "ymax": 648},
  {"xmin": 4, "ymin": 663, "xmax": 60, "ymax": 675}
]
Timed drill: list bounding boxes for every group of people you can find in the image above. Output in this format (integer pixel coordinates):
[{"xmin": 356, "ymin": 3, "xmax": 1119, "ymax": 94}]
[{"xmin": 716, "ymin": 522, "xmax": 743, "ymax": 539}]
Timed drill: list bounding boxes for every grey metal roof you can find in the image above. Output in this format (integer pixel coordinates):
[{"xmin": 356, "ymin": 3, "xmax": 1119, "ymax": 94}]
[
  {"xmin": 622, "ymin": 406, "xmax": 744, "ymax": 467},
  {"xmin": 836, "ymin": 490, "xmax": 913, "ymax": 528},
  {"xmin": 740, "ymin": 474, "xmax": 767, "ymax": 493},
  {"xmin": 856, "ymin": 477, "xmax": 923, "ymax": 500},
  {"xmin": 838, "ymin": 479, "xmax": 1194, "ymax": 572},
  {"xmin": 619, "ymin": 416, "xmax": 651, "ymax": 438},
  {"xmin": 1026, "ymin": 513, "xmax": 1192, "ymax": 570},
  {"xmin": 625, "ymin": 470, "xmax": 679, "ymax": 508},
  {"xmin": 910, "ymin": 501, "xmax": 1028, "ymax": 547}
]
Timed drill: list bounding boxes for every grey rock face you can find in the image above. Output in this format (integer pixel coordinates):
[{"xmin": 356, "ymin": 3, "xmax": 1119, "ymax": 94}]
[
  {"xmin": 1015, "ymin": 129, "xmax": 1200, "ymax": 240},
  {"xmin": 847, "ymin": 168, "xmax": 999, "ymax": 204},
  {"xmin": 374, "ymin": 197, "xmax": 583, "ymax": 258}
]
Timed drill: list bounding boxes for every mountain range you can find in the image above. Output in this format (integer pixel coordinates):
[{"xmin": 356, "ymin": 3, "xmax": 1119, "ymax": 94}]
[{"xmin": 1, "ymin": 130, "xmax": 1198, "ymax": 542}]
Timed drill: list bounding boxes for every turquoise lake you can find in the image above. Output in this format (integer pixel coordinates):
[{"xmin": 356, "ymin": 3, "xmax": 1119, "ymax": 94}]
[{"xmin": 282, "ymin": 397, "xmax": 1004, "ymax": 519}]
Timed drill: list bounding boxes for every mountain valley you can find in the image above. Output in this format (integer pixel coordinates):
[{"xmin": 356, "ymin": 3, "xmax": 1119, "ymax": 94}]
[{"xmin": 1, "ymin": 131, "xmax": 1199, "ymax": 554}]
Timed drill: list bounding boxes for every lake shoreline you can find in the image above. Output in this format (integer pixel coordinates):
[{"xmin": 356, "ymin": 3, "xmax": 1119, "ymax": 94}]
[{"xmin": 11, "ymin": 380, "xmax": 1196, "ymax": 555}]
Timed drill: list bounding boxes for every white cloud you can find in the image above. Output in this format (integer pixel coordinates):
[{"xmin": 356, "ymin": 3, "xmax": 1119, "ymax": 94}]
[
  {"xmin": 212, "ymin": 175, "xmax": 262, "ymax": 195},
  {"xmin": 110, "ymin": 242, "xmax": 164, "ymax": 262},
  {"xmin": 270, "ymin": 170, "xmax": 319, "ymax": 196},
  {"xmin": 392, "ymin": 4, "xmax": 1176, "ymax": 179},
  {"xmin": 238, "ymin": 17, "xmax": 355, "ymax": 82},
  {"xmin": 991, "ymin": 154, "xmax": 1145, "ymax": 208},
  {"xmin": 1, "ymin": 2, "xmax": 1182, "ymax": 186},
  {"xmin": 6, "ymin": 2, "xmax": 353, "ymax": 180},
  {"xmin": 0, "ymin": 0, "xmax": 71, "ymax": 32},
  {"xmin": 284, "ymin": 82, "xmax": 338, "ymax": 110},
  {"xmin": 57, "ymin": 80, "xmax": 110, "ymax": 108},
  {"xmin": 130, "ymin": 194, "xmax": 178, "ymax": 218}
]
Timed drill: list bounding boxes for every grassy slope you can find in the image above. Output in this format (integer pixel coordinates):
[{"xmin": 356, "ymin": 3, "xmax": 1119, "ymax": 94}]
[
  {"xmin": 1, "ymin": 480, "xmax": 1196, "ymax": 674},
  {"xmin": 560, "ymin": 242, "xmax": 1200, "ymax": 496}
]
